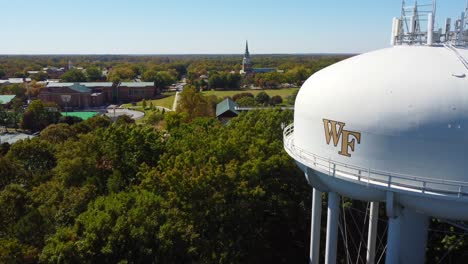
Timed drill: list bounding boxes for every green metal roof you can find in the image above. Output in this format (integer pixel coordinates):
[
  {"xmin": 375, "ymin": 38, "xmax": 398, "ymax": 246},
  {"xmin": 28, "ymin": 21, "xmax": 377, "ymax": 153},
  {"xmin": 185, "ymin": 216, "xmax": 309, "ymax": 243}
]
[
  {"xmin": 47, "ymin": 82, "xmax": 113, "ymax": 88},
  {"xmin": 81, "ymin": 82, "xmax": 113, "ymax": 87},
  {"xmin": 119, "ymin": 82, "xmax": 154, "ymax": 88},
  {"xmin": 69, "ymin": 83, "xmax": 91, "ymax": 93},
  {"xmin": 0, "ymin": 95, "xmax": 16, "ymax": 104},
  {"xmin": 61, "ymin": 111, "xmax": 100, "ymax": 120},
  {"xmin": 216, "ymin": 98, "xmax": 239, "ymax": 117}
]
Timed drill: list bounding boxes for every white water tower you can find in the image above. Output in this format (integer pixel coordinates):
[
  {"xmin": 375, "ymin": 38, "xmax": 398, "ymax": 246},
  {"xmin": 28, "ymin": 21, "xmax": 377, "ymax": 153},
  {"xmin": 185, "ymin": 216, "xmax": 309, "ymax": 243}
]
[{"xmin": 284, "ymin": 1, "xmax": 468, "ymax": 263}]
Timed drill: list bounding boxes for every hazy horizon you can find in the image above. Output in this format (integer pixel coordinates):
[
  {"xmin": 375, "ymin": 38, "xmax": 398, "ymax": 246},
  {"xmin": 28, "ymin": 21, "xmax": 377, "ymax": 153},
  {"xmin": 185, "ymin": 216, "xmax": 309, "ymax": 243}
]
[
  {"xmin": 1, "ymin": 0, "xmax": 467, "ymax": 54},
  {"xmin": 0, "ymin": 52, "xmax": 357, "ymax": 56}
]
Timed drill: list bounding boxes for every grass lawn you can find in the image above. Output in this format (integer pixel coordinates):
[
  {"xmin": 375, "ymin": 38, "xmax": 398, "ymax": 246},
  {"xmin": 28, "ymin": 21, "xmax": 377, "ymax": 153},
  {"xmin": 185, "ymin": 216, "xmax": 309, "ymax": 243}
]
[
  {"xmin": 122, "ymin": 93, "xmax": 176, "ymax": 110},
  {"xmin": 202, "ymin": 88, "xmax": 299, "ymax": 99},
  {"xmin": 147, "ymin": 94, "xmax": 176, "ymax": 109},
  {"xmin": 122, "ymin": 88, "xmax": 299, "ymax": 111},
  {"xmin": 62, "ymin": 111, "xmax": 100, "ymax": 120}
]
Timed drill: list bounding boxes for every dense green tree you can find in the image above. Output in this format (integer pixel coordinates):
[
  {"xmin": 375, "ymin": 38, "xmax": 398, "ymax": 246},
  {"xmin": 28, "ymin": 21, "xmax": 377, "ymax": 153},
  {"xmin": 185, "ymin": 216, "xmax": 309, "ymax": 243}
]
[
  {"xmin": 86, "ymin": 66, "xmax": 102, "ymax": 81},
  {"xmin": 13, "ymin": 72, "xmax": 25, "ymax": 78},
  {"xmin": 58, "ymin": 115, "xmax": 83, "ymax": 125},
  {"xmin": 254, "ymin": 72, "xmax": 284, "ymax": 88},
  {"xmin": 143, "ymin": 70, "xmax": 176, "ymax": 94},
  {"xmin": 61, "ymin": 69, "xmax": 87, "ymax": 82},
  {"xmin": 0, "ymin": 238, "xmax": 38, "ymax": 264},
  {"xmin": 208, "ymin": 72, "xmax": 241, "ymax": 89},
  {"xmin": 0, "ymin": 142, "xmax": 10, "ymax": 156},
  {"xmin": 71, "ymin": 115, "xmax": 112, "ymax": 135},
  {"xmin": 54, "ymin": 124, "xmax": 164, "ymax": 192},
  {"xmin": 40, "ymin": 123, "xmax": 76, "ymax": 144},
  {"xmin": 232, "ymin": 92, "xmax": 254, "ymax": 102},
  {"xmin": 270, "ymin": 95, "xmax": 283, "ymax": 105},
  {"xmin": 0, "ymin": 184, "xmax": 47, "ymax": 262},
  {"xmin": 107, "ymin": 67, "xmax": 137, "ymax": 83},
  {"xmin": 287, "ymin": 89, "xmax": 299, "ymax": 106},
  {"xmin": 236, "ymin": 96, "xmax": 256, "ymax": 107},
  {"xmin": 0, "ymin": 157, "xmax": 24, "ymax": 190},
  {"xmin": 141, "ymin": 70, "xmax": 158, "ymax": 82},
  {"xmin": 30, "ymin": 72, "xmax": 48, "ymax": 81},
  {"xmin": 0, "ymin": 84, "xmax": 27, "ymax": 97},
  {"xmin": 145, "ymin": 111, "xmax": 164, "ymax": 126},
  {"xmin": 255, "ymin": 91, "xmax": 270, "ymax": 105},
  {"xmin": 163, "ymin": 112, "xmax": 189, "ymax": 131},
  {"xmin": 141, "ymin": 110, "xmax": 310, "ymax": 263},
  {"xmin": 285, "ymin": 66, "xmax": 311, "ymax": 85},
  {"xmin": 20, "ymin": 100, "xmax": 60, "ymax": 132},
  {"xmin": 177, "ymin": 85, "xmax": 213, "ymax": 120},
  {"xmin": 7, "ymin": 139, "xmax": 56, "ymax": 185},
  {"xmin": 115, "ymin": 115, "xmax": 135, "ymax": 125},
  {"xmin": 40, "ymin": 191, "xmax": 170, "ymax": 263}
]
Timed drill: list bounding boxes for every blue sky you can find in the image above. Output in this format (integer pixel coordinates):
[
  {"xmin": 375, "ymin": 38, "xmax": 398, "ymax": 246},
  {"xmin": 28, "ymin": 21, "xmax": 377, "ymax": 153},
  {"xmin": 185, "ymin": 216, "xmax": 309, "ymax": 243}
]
[{"xmin": 0, "ymin": 0, "xmax": 466, "ymax": 54}]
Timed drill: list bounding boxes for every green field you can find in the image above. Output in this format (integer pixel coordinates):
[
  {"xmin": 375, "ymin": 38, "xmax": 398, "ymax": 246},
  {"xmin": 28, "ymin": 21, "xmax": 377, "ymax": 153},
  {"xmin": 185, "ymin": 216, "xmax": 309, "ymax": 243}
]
[
  {"xmin": 122, "ymin": 93, "xmax": 176, "ymax": 110},
  {"xmin": 123, "ymin": 88, "xmax": 299, "ymax": 110},
  {"xmin": 62, "ymin": 111, "xmax": 100, "ymax": 120}
]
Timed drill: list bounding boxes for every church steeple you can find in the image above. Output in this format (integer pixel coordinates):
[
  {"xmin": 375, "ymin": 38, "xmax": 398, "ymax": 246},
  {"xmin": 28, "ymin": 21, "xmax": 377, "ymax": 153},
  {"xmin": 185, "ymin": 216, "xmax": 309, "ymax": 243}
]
[
  {"xmin": 245, "ymin": 41, "xmax": 250, "ymax": 57},
  {"xmin": 242, "ymin": 40, "xmax": 252, "ymax": 74}
]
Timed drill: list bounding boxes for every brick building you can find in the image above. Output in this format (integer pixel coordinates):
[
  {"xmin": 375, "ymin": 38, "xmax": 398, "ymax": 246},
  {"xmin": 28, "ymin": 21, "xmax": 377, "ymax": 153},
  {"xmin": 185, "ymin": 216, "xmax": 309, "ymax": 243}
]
[
  {"xmin": 38, "ymin": 83, "xmax": 101, "ymax": 109},
  {"xmin": 38, "ymin": 82, "xmax": 157, "ymax": 109}
]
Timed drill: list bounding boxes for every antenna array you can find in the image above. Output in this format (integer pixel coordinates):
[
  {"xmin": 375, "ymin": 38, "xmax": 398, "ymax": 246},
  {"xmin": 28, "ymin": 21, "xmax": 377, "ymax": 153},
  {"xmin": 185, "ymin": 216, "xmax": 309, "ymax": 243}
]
[{"xmin": 391, "ymin": 0, "xmax": 468, "ymax": 46}]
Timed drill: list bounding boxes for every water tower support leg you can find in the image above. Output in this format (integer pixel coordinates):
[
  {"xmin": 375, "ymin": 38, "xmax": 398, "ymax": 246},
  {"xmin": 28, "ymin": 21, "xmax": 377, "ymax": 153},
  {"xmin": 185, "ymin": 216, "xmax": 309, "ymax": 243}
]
[
  {"xmin": 386, "ymin": 216, "xmax": 401, "ymax": 264},
  {"xmin": 310, "ymin": 188, "xmax": 322, "ymax": 264},
  {"xmin": 325, "ymin": 192, "xmax": 340, "ymax": 264},
  {"xmin": 366, "ymin": 202, "xmax": 379, "ymax": 264},
  {"xmin": 386, "ymin": 207, "xmax": 429, "ymax": 264},
  {"xmin": 399, "ymin": 209, "xmax": 429, "ymax": 264}
]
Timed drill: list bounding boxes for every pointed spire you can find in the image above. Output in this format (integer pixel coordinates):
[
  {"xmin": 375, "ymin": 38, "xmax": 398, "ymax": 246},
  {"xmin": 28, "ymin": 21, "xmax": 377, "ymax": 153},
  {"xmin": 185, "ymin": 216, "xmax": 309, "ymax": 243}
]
[{"xmin": 245, "ymin": 40, "xmax": 250, "ymax": 56}]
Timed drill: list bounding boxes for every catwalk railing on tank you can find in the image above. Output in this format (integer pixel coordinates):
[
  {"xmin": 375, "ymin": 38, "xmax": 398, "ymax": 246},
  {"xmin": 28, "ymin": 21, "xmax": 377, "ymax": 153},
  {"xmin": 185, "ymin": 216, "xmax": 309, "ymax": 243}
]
[{"xmin": 283, "ymin": 124, "xmax": 468, "ymax": 199}]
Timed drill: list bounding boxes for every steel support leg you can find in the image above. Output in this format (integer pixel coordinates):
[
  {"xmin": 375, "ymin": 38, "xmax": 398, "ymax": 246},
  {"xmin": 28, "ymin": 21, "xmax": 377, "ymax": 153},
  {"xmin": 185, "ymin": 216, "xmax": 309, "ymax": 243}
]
[
  {"xmin": 325, "ymin": 192, "xmax": 340, "ymax": 264},
  {"xmin": 310, "ymin": 188, "xmax": 322, "ymax": 264},
  {"xmin": 386, "ymin": 207, "xmax": 429, "ymax": 264},
  {"xmin": 399, "ymin": 209, "xmax": 429, "ymax": 264},
  {"xmin": 366, "ymin": 202, "xmax": 379, "ymax": 264},
  {"xmin": 386, "ymin": 216, "xmax": 401, "ymax": 264}
]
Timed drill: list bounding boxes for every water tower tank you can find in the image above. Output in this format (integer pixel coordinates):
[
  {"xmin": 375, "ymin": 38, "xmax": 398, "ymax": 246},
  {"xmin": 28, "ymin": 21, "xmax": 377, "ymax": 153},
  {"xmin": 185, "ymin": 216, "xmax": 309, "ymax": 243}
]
[
  {"xmin": 284, "ymin": 45, "xmax": 468, "ymax": 263},
  {"xmin": 291, "ymin": 44, "xmax": 468, "ymax": 215}
]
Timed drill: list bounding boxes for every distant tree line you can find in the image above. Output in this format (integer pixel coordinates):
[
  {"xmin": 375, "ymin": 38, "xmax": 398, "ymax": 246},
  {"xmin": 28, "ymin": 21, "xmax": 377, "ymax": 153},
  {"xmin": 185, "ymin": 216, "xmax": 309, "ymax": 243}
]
[{"xmin": 0, "ymin": 55, "xmax": 348, "ymax": 90}]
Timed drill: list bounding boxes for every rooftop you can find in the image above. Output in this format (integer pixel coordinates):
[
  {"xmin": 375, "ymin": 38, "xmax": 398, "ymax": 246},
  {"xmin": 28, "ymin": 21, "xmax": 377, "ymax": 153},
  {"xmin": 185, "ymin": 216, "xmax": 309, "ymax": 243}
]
[
  {"xmin": 69, "ymin": 83, "xmax": 91, "ymax": 93},
  {"xmin": 119, "ymin": 82, "xmax": 155, "ymax": 87},
  {"xmin": 216, "ymin": 98, "xmax": 239, "ymax": 117},
  {"xmin": 47, "ymin": 82, "xmax": 114, "ymax": 88},
  {"xmin": 0, "ymin": 95, "xmax": 16, "ymax": 104}
]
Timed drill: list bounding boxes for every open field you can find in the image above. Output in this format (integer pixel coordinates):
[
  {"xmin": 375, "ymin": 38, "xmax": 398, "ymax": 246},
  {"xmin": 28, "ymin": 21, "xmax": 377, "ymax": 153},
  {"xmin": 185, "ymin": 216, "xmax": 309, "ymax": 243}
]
[
  {"xmin": 122, "ymin": 93, "xmax": 176, "ymax": 110},
  {"xmin": 122, "ymin": 88, "xmax": 299, "ymax": 111}
]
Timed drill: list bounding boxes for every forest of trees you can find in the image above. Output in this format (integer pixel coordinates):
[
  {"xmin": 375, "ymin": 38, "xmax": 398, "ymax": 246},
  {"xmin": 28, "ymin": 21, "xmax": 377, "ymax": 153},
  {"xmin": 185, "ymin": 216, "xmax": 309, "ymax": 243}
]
[{"xmin": 0, "ymin": 109, "xmax": 314, "ymax": 263}]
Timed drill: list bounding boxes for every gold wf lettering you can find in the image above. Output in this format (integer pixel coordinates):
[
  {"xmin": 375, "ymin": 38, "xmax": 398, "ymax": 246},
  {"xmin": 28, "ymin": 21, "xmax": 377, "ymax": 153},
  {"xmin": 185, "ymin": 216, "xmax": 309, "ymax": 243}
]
[{"xmin": 323, "ymin": 119, "xmax": 361, "ymax": 157}]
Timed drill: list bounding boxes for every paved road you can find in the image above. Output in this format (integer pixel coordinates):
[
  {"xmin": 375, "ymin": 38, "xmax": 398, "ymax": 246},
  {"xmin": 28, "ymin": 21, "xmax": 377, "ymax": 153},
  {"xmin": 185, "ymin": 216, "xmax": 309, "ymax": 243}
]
[
  {"xmin": 173, "ymin": 92, "xmax": 181, "ymax": 111},
  {"xmin": 106, "ymin": 108, "xmax": 145, "ymax": 120},
  {"xmin": 156, "ymin": 106, "xmax": 172, "ymax": 112}
]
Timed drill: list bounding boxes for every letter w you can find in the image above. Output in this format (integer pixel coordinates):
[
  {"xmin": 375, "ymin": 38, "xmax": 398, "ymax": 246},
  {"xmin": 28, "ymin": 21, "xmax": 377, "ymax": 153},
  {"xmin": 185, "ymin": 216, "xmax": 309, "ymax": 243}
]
[{"xmin": 323, "ymin": 119, "xmax": 345, "ymax": 147}]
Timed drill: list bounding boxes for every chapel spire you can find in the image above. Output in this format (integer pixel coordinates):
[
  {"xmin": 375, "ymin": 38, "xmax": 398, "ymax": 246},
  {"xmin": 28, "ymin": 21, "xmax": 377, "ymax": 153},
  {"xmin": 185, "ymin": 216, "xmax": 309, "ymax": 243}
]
[{"xmin": 245, "ymin": 41, "xmax": 250, "ymax": 57}]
